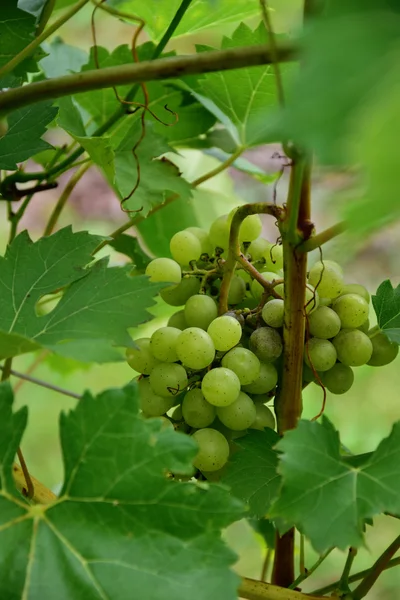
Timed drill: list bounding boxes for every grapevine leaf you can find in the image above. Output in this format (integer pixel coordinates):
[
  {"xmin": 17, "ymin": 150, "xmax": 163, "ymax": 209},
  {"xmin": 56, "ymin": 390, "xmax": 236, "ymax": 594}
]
[
  {"xmin": 0, "ymin": 382, "xmax": 244, "ymax": 600},
  {"xmin": 194, "ymin": 23, "xmax": 291, "ymax": 147},
  {"xmin": 270, "ymin": 418, "xmax": 400, "ymax": 553},
  {"xmin": 0, "ymin": 228, "xmax": 163, "ymax": 362},
  {"xmin": 372, "ymin": 280, "xmax": 400, "ymax": 344},
  {"xmin": 112, "ymin": 0, "xmax": 260, "ymax": 40},
  {"xmin": 108, "ymin": 234, "xmax": 151, "ymax": 270},
  {"xmin": 0, "ymin": 2, "xmax": 37, "ymax": 83},
  {"xmin": 40, "ymin": 38, "xmax": 88, "ymax": 78},
  {"xmin": 0, "ymin": 101, "xmax": 58, "ymax": 170},
  {"xmin": 57, "ymin": 97, "xmax": 87, "ymax": 137},
  {"xmin": 249, "ymin": 518, "xmax": 276, "ymax": 549},
  {"xmin": 75, "ymin": 135, "xmax": 116, "ymax": 182},
  {"xmin": 18, "ymin": 0, "xmax": 49, "ymax": 21},
  {"xmin": 222, "ymin": 429, "xmax": 280, "ymax": 518}
]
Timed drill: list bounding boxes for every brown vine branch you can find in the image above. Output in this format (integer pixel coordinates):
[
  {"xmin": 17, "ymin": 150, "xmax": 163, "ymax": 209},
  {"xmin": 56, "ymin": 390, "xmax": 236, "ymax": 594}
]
[
  {"xmin": 13, "ymin": 463, "xmax": 57, "ymax": 505},
  {"xmin": 0, "ymin": 42, "xmax": 297, "ymax": 114}
]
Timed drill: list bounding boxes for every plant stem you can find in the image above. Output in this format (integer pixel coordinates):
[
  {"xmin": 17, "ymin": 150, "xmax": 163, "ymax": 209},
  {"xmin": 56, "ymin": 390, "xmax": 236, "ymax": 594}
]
[
  {"xmin": 310, "ymin": 556, "xmax": 400, "ymax": 596},
  {"xmin": 352, "ymin": 535, "xmax": 400, "ymax": 600},
  {"xmin": 191, "ymin": 147, "xmax": 244, "ymax": 187},
  {"xmin": 13, "ymin": 351, "xmax": 48, "ymax": 394},
  {"xmin": 43, "ymin": 162, "xmax": 91, "ymax": 236},
  {"xmin": 13, "ymin": 463, "xmax": 57, "ymax": 505},
  {"xmin": 0, "ymin": 366, "xmax": 81, "ymax": 400},
  {"xmin": 339, "ymin": 547, "xmax": 357, "ymax": 593},
  {"xmin": 0, "ymin": 42, "xmax": 297, "ymax": 115},
  {"xmin": 299, "ymin": 221, "xmax": 346, "ymax": 252},
  {"xmin": 261, "ymin": 548, "xmax": 273, "ymax": 582},
  {"xmin": 259, "ymin": 0, "xmax": 285, "ymax": 107},
  {"xmin": 288, "ymin": 548, "xmax": 334, "ymax": 590},
  {"xmin": 238, "ymin": 577, "xmax": 325, "ymax": 600},
  {"xmin": 0, "ymin": 0, "xmax": 90, "ymax": 80},
  {"xmin": 299, "ymin": 534, "xmax": 306, "ymax": 575},
  {"xmin": 16, "ymin": 448, "xmax": 35, "ymax": 500}
]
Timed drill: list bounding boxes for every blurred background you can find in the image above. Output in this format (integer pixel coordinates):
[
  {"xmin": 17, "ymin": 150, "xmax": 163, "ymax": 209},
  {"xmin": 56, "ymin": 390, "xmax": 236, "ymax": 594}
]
[{"xmin": 1, "ymin": 0, "xmax": 399, "ymax": 597}]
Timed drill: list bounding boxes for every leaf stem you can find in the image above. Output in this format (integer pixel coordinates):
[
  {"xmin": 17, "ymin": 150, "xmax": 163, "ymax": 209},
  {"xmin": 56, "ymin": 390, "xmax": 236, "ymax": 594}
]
[
  {"xmin": 13, "ymin": 463, "xmax": 57, "ymax": 505},
  {"xmin": 289, "ymin": 548, "xmax": 333, "ymax": 590},
  {"xmin": 43, "ymin": 161, "xmax": 91, "ymax": 236},
  {"xmin": 191, "ymin": 147, "xmax": 244, "ymax": 187},
  {"xmin": 339, "ymin": 547, "xmax": 357, "ymax": 593},
  {"xmin": 238, "ymin": 577, "xmax": 325, "ymax": 600},
  {"xmin": 0, "ymin": 0, "xmax": 90, "ymax": 81},
  {"xmin": 259, "ymin": 0, "xmax": 285, "ymax": 107},
  {"xmin": 352, "ymin": 535, "xmax": 400, "ymax": 600},
  {"xmin": 16, "ymin": 448, "xmax": 35, "ymax": 500},
  {"xmin": 261, "ymin": 548, "xmax": 273, "ymax": 582},
  {"xmin": 298, "ymin": 221, "xmax": 346, "ymax": 252},
  {"xmin": 0, "ymin": 365, "xmax": 81, "ymax": 400}
]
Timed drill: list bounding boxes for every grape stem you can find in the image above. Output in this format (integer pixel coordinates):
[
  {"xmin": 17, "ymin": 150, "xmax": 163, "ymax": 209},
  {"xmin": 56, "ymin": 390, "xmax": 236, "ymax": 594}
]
[
  {"xmin": 238, "ymin": 577, "xmax": 326, "ymax": 600},
  {"xmin": 218, "ymin": 203, "xmax": 284, "ymax": 315},
  {"xmin": 288, "ymin": 547, "xmax": 334, "ymax": 590}
]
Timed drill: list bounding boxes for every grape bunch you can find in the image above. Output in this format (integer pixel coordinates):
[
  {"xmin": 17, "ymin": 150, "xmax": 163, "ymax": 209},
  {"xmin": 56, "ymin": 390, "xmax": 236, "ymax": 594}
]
[{"xmin": 126, "ymin": 209, "xmax": 398, "ymax": 476}]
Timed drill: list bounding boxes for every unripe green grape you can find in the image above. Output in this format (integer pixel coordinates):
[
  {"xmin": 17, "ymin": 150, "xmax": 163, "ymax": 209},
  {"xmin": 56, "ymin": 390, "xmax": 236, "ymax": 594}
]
[
  {"xmin": 308, "ymin": 306, "xmax": 341, "ymax": 339},
  {"xmin": 192, "ymin": 428, "xmax": 230, "ymax": 472},
  {"xmin": 170, "ymin": 404, "xmax": 183, "ymax": 421},
  {"xmin": 182, "ymin": 388, "xmax": 216, "ymax": 428},
  {"xmin": 250, "ymin": 327, "xmax": 283, "ymax": 362},
  {"xmin": 126, "ymin": 338, "xmax": 160, "ymax": 374},
  {"xmin": 160, "ymin": 276, "xmax": 200, "ymax": 306},
  {"xmin": 304, "ymin": 338, "xmax": 337, "ymax": 372},
  {"xmin": 237, "ymin": 268, "xmax": 252, "ymax": 283},
  {"xmin": 138, "ymin": 378, "xmax": 175, "ymax": 416},
  {"xmin": 250, "ymin": 403, "xmax": 275, "ymax": 430},
  {"xmin": 145, "ymin": 257, "xmax": 181, "ymax": 284},
  {"xmin": 367, "ymin": 332, "xmax": 399, "ymax": 366},
  {"xmin": 228, "ymin": 275, "xmax": 246, "ymax": 304},
  {"xmin": 209, "ymin": 214, "xmax": 229, "ymax": 250},
  {"xmin": 150, "ymin": 327, "xmax": 181, "ymax": 362},
  {"xmin": 262, "ymin": 299, "xmax": 284, "ymax": 328},
  {"xmin": 149, "ymin": 363, "xmax": 188, "ymax": 397},
  {"xmin": 358, "ymin": 318, "xmax": 370, "ymax": 334},
  {"xmin": 251, "ymin": 271, "xmax": 281, "ymax": 301},
  {"xmin": 239, "ymin": 214, "xmax": 263, "ymax": 242},
  {"xmin": 170, "ymin": 230, "xmax": 201, "ymax": 265},
  {"xmin": 321, "ymin": 363, "xmax": 354, "ymax": 394},
  {"xmin": 248, "ymin": 237, "xmax": 270, "ymax": 261},
  {"xmin": 201, "ymin": 367, "xmax": 241, "ymax": 406},
  {"xmin": 185, "ymin": 294, "xmax": 218, "ymax": 330},
  {"xmin": 185, "ymin": 226, "xmax": 213, "ymax": 255},
  {"xmin": 242, "ymin": 362, "xmax": 278, "ymax": 394},
  {"xmin": 332, "ymin": 294, "xmax": 369, "ymax": 329},
  {"xmin": 262, "ymin": 243, "xmax": 283, "ymax": 273},
  {"xmin": 308, "ymin": 260, "xmax": 344, "ymax": 299},
  {"xmin": 176, "ymin": 327, "xmax": 215, "ymax": 370},
  {"xmin": 332, "ymin": 329, "xmax": 373, "ymax": 366},
  {"xmin": 207, "ymin": 315, "xmax": 242, "ymax": 351},
  {"xmin": 340, "ymin": 283, "xmax": 370, "ymax": 303},
  {"xmin": 221, "ymin": 347, "xmax": 260, "ymax": 385},
  {"xmin": 216, "ymin": 391, "xmax": 257, "ymax": 430},
  {"xmin": 319, "ymin": 297, "xmax": 333, "ymax": 307},
  {"xmin": 167, "ymin": 310, "xmax": 187, "ymax": 330}
]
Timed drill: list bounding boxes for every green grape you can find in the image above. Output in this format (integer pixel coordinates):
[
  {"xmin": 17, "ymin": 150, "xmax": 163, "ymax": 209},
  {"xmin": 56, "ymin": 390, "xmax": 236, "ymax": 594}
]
[
  {"xmin": 170, "ymin": 404, "xmax": 183, "ymax": 421},
  {"xmin": 332, "ymin": 329, "xmax": 373, "ymax": 366},
  {"xmin": 185, "ymin": 294, "xmax": 218, "ymax": 330},
  {"xmin": 250, "ymin": 327, "xmax": 283, "ymax": 362},
  {"xmin": 185, "ymin": 226, "xmax": 213, "ymax": 255},
  {"xmin": 319, "ymin": 297, "xmax": 333, "ymax": 307},
  {"xmin": 239, "ymin": 215, "xmax": 263, "ymax": 242},
  {"xmin": 221, "ymin": 347, "xmax": 260, "ymax": 385},
  {"xmin": 145, "ymin": 257, "xmax": 181, "ymax": 284},
  {"xmin": 340, "ymin": 283, "xmax": 370, "ymax": 303},
  {"xmin": 304, "ymin": 338, "xmax": 337, "ymax": 372},
  {"xmin": 308, "ymin": 260, "xmax": 344, "ymax": 299},
  {"xmin": 216, "ymin": 391, "xmax": 256, "ymax": 430},
  {"xmin": 126, "ymin": 338, "xmax": 160, "ymax": 374},
  {"xmin": 150, "ymin": 326, "xmax": 181, "ymax": 362},
  {"xmin": 308, "ymin": 306, "xmax": 341, "ymax": 339},
  {"xmin": 207, "ymin": 315, "xmax": 242, "ymax": 351},
  {"xmin": 192, "ymin": 428, "xmax": 230, "ymax": 472},
  {"xmin": 358, "ymin": 318, "xmax": 370, "ymax": 334},
  {"xmin": 209, "ymin": 214, "xmax": 229, "ymax": 250},
  {"xmin": 305, "ymin": 284, "xmax": 319, "ymax": 313},
  {"xmin": 138, "ymin": 378, "xmax": 175, "ymax": 416},
  {"xmin": 242, "ymin": 362, "xmax": 278, "ymax": 394},
  {"xmin": 262, "ymin": 243, "xmax": 283, "ymax": 273},
  {"xmin": 251, "ymin": 271, "xmax": 281, "ymax": 301},
  {"xmin": 182, "ymin": 388, "xmax": 216, "ymax": 428},
  {"xmin": 149, "ymin": 363, "xmax": 188, "ymax": 397},
  {"xmin": 262, "ymin": 299, "xmax": 284, "ymax": 328},
  {"xmin": 176, "ymin": 327, "xmax": 215, "ymax": 370},
  {"xmin": 250, "ymin": 403, "xmax": 275, "ymax": 430},
  {"xmin": 228, "ymin": 275, "xmax": 246, "ymax": 304},
  {"xmin": 167, "ymin": 310, "xmax": 187, "ymax": 330},
  {"xmin": 237, "ymin": 268, "xmax": 252, "ymax": 283},
  {"xmin": 302, "ymin": 363, "xmax": 316, "ymax": 383},
  {"xmin": 160, "ymin": 276, "xmax": 200, "ymax": 306},
  {"xmin": 170, "ymin": 230, "xmax": 201, "ymax": 265},
  {"xmin": 332, "ymin": 293, "xmax": 369, "ymax": 329},
  {"xmin": 248, "ymin": 237, "xmax": 270, "ymax": 261},
  {"xmin": 201, "ymin": 367, "xmax": 241, "ymax": 406},
  {"xmin": 321, "ymin": 363, "xmax": 354, "ymax": 394},
  {"xmin": 367, "ymin": 332, "xmax": 399, "ymax": 366}
]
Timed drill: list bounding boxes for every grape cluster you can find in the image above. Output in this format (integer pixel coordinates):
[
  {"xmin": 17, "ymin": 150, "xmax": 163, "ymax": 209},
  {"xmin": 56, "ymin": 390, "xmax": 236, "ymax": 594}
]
[{"xmin": 126, "ymin": 210, "xmax": 398, "ymax": 476}]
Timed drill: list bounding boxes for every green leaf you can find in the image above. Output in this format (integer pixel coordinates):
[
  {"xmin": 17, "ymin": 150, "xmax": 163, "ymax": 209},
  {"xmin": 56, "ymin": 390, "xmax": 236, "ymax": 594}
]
[
  {"xmin": 111, "ymin": 0, "xmax": 260, "ymax": 40},
  {"xmin": 40, "ymin": 38, "xmax": 88, "ymax": 78},
  {"xmin": 75, "ymin": 135, "xmax": 116, "ymax": 182},
  {"xmin": 0, "ymin": 2, "xmax": 36, "ymax": 81},
  {"xmin": 249, "ymin": 518, "xmax": 276, "ymax": 549},
  {"xmin": 372, "ymin": 280, "xmax": 400, "ymax": 344},
  {"xmin": 0, "ymin": 101, "xmax": 58, "ymax": 170},
  {"xmin": 270, "ymin": 417, "xmax": 400, "ymax": 553},
  {"xmin": 18, "ymin": 0, "xmax": 49, "ymax": 21},
  {"xmin": 109, "ymin": 234, "xmax": 151, "ymax": 270},
  {"xmin": 1, "ymin": 382, "xmax": 243, "ymax": 599},
  {"xmin": 57, "ymin": 97, "xmax": 87, "ymax": 137},
  {"xmin": 222, "ymin": 429, "xmax": 280, "ymax": 518},
  {"xmin": 0, "ymin": 228, "xmax": 163, "ymax": 362},
  {"xmin": 194, "ymin": 23, "xmax": 290, "ymax": 147}
]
